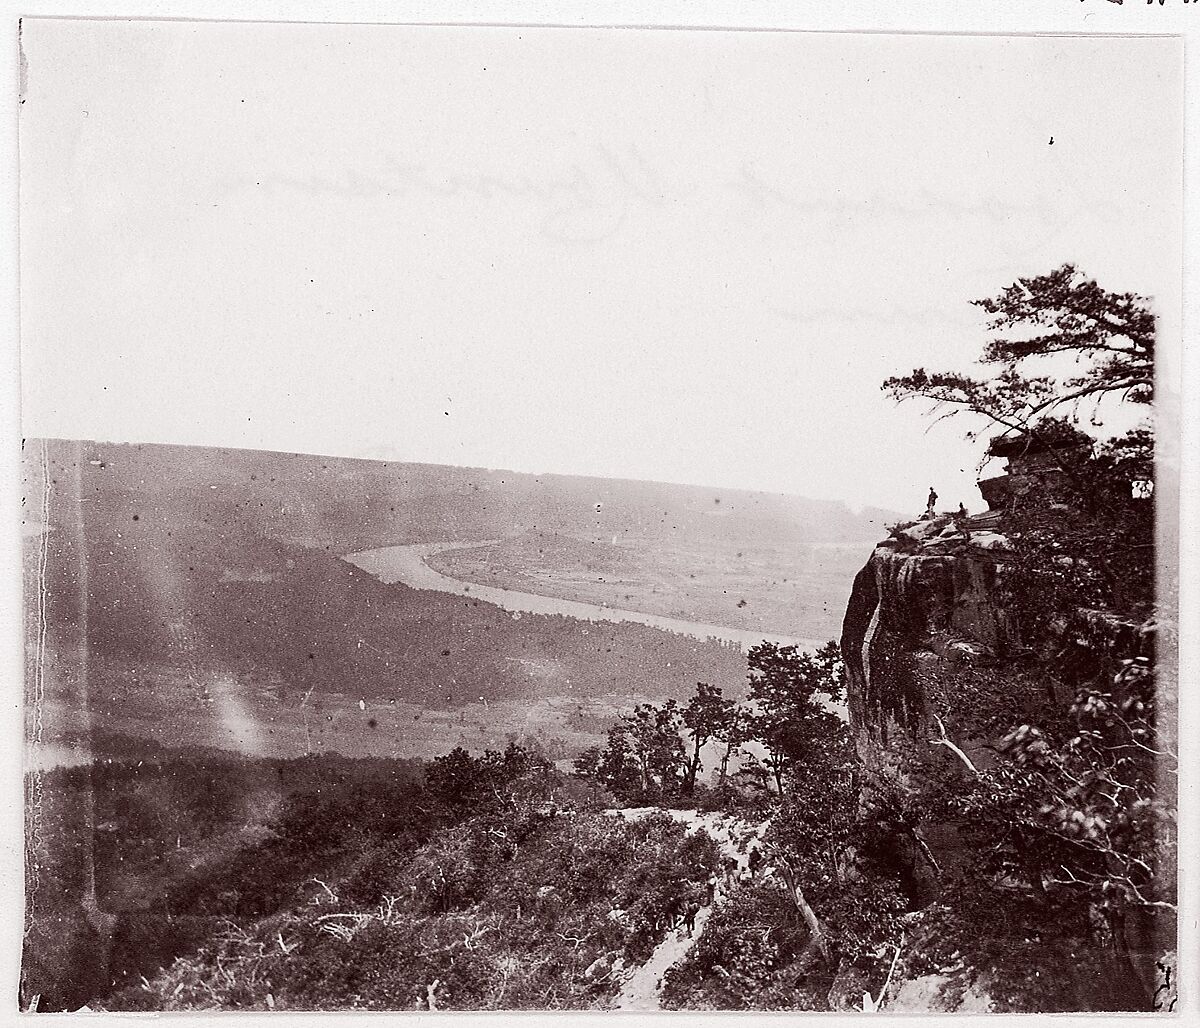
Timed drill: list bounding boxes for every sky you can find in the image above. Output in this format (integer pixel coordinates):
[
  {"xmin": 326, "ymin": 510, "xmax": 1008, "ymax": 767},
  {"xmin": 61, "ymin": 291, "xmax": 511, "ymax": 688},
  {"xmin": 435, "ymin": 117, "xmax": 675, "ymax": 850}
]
[{"xmin": 17, "ymin": 21, "xmax": 1183, "ymax": 514}]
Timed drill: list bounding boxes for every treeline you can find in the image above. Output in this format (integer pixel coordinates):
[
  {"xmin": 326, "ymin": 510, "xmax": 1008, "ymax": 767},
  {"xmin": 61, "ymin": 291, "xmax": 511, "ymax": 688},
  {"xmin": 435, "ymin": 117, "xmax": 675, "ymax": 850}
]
[
  {"xmin": 563, "ymin": 632, "xmax": 1170, "ymax": 1011},
  {"xmin": 572, "ymin": 641, "xmax": 847, "ymax": 808}
]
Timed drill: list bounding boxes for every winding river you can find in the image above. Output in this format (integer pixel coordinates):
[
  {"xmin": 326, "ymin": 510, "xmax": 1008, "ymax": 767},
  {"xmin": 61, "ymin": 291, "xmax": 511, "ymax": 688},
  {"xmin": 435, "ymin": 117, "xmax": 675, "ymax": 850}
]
[{"xmin": 344, "ymin": 541, "xmax": 825, "ymax": 652}]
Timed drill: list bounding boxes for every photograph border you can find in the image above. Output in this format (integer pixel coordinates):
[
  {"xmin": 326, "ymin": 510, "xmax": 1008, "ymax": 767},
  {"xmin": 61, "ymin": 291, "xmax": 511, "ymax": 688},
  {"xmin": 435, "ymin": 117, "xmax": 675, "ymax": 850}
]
[{"xmin": 2, "ymin": 2, "xmax": 1195, "ymax": 1025}]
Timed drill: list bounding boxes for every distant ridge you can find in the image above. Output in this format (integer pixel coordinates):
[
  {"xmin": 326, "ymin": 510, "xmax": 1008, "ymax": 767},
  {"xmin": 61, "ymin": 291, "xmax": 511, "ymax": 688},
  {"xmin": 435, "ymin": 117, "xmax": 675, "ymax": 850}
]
[{"xmin": 24, "ymin": 437, "xmax": 904, "ymax": 551}]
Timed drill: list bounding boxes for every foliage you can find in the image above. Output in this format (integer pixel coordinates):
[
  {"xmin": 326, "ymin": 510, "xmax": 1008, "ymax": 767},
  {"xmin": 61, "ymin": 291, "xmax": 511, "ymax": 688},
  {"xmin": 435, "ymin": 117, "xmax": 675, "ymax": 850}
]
[
  {"xmin": 660, "ymin": 883, "xmax": 821, "ymax": 1010},
  {"xmin": 891, "ymin": 886, "xmax": 1150, "ymax": 1013},
  {"xmin": 596, "ymin": 722, "xmax": 642, "ymax": 802},
  {"xmin": 424, "ymin": 741, "xmax": 556, "ymax": 811},
  {"xmin": 856, "ymin": 624, "xmax": 1172, "ymax": 1009},
  {"xmin": 594, "ymin": 683, "xmax": 747, "ymax": 805},
  {"xmin": 591, "ymin": 646, "xmax": 848, "ymax": 808},
  {"xmin": 745, "ymin": 640, "xmax": 847, "ymax": 795},
  {"xmin": 21, "ymin": 751, "xmax": 429, "ymax": 1011},
  {"xmin": 28, "ymin": 736, "xmax": 727, "ymax": 1013},
  {"xmin": 997, "ymin": 427, "xmax": 1155, "ymax": 624},
  {"xmin": 714, "ymin": 704, "xmax": 755, "ymax": 789},
  {"xmin": 661, "ymin": 872, "xmax": 905, "ymax": 1011},
  {"xmin": 658, "ymin": 641, "xmax": 906, "ymax": 1011},
  {"xmin": 107, "ymin": 809, "xmax": 720, "ymax": 1011},
  {"xmin": 874, "ymin": 264, "xmax": 1169, "ymax": 997},
  {"xmin": 883, "ymin": 264, "xmax": 1154, "ymax": 445},
  {"xmin": 624, "ymin": 700, "xmax": 688, "ymax": 798},
  {"xmin": 681, "ymin": 683, "xmax": 735, "ymax": 795},
  {"xmin": 991, "ymin": 657, "xmax": 1173, "ymax": 940}
]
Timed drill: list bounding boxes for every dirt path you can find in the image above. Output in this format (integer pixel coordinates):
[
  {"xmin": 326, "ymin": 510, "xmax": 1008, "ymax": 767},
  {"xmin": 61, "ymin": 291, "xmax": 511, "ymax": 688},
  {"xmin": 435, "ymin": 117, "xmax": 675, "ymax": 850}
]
[
  {"xmin": 611, "ymin": 906, "xmax": 715, "ymax": 1010},
  {"xmin": 607, "ymin": 808, "xmax": 769, "ymax": 1011}
]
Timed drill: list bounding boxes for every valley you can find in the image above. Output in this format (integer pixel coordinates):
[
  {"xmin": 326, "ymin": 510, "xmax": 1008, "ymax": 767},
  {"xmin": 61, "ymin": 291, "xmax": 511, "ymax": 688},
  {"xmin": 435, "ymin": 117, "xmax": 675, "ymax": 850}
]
[{"xmin": 22, "ymin": 439, "xmax": 870, "ymax": 768}]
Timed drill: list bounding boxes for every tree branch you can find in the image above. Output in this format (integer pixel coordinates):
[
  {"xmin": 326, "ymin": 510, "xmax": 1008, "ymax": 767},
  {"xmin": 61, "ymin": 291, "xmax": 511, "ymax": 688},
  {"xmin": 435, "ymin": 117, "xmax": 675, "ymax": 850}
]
[{"xmin": 929, "ymin": 716, "xmax": 980, "ymax": 775}]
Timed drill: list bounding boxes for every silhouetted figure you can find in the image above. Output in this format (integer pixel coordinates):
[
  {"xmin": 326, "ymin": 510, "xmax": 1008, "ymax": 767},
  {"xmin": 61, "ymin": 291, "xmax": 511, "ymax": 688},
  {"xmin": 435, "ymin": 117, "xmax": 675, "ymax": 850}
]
[
  {"xmin": 924, "ymin": 486, "xmax": 938, "ymax": 517},
  {"xmin": 683, "ymin": 899, "xmax": 700, "ymax": 936},
  {"xmin": 666, "ymin": 890, "xmax": 684, "ymax": 930},
  {"xmin": 723, "ymin": 856, "xmax": 738, "ymax": 889},
  {"xmin": 748, "ymin": 845, "xmax": 763, "ymax": 877}
]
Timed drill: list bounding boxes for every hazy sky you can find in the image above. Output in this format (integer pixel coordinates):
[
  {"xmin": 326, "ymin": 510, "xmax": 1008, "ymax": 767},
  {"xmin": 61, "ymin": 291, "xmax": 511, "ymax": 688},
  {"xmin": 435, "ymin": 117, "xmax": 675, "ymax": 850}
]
[{"xmin": 19, "ymin": 21, "xmax": 1182, "ymax": 513}]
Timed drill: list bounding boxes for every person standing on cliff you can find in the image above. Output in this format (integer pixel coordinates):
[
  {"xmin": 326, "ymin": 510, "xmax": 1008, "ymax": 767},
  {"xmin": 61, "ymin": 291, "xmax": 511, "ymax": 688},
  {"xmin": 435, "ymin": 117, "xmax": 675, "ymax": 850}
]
[{"xmin": 924, "ymin": 486, "xmax": 938, "ymax": 517}]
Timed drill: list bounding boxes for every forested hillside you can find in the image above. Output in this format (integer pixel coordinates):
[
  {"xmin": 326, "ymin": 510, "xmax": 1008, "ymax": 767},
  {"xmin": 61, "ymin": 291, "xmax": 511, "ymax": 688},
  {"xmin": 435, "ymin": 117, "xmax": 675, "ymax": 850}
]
[{"xmin": 23, "ymin": 742, "xmax": 722, "ymax": 1012}]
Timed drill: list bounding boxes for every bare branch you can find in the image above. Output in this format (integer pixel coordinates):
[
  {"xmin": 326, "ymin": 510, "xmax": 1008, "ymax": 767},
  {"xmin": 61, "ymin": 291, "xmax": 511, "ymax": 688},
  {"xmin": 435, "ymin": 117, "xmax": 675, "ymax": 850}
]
[{"xmin": 929, "ymin": 716, "xmax": 980, "ymax": 775}]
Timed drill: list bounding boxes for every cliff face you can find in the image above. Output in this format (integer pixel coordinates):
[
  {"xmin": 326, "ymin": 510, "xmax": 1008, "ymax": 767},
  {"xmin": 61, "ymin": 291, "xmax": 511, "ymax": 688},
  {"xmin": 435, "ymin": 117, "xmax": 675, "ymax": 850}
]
[
  {"xmin": 837, "ymin": 512, "xmax": 1166, "ymax": 1012},
  {"xmin": 840, "ymin": 512, "xmax": 1156, "ymax": 772},
  {"xmin": 840, "ymin": 515, "xmax": 1016, "ymax": 771}
]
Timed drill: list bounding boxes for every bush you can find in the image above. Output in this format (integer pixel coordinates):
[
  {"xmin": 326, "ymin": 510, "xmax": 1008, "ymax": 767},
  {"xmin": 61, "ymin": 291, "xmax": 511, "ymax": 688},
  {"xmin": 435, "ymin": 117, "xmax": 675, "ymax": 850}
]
[
  {"xmin": 111, "ymin": 808, "xmax": 722, "ymax": 1011},
  {"xmin": 661, "ymin": 884, "xmax": 821, "ymax": 1010}
]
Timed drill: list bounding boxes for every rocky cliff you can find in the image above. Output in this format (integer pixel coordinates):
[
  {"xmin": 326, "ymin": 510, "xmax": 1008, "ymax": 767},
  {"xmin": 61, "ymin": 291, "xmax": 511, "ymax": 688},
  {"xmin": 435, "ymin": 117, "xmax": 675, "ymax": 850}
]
[
  {"xmin": 840, "ymin": 511, "xmax": 1158, "ymax": 775},
  {"xmin": 837, "ymin": 511, "xmax": 1169, "ymax": 1012},
  {"xmin": 840, "ymin": 514, "xmax": 1016, "ymax": 770}
]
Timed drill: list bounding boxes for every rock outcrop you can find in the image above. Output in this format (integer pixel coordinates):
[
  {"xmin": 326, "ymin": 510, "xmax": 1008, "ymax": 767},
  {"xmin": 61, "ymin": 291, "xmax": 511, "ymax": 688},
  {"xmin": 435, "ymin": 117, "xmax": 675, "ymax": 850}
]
[
  {"xmin": 840, "ymin": 514, "xmax": 1016, "ymax": 771},
  {"xmin": 838, "ymin": 510, "xmax": 1167, "ymax": 1012},
  {"xmin": 841, "ymin": 512, "xmax": 1157, "ymax": 776}
]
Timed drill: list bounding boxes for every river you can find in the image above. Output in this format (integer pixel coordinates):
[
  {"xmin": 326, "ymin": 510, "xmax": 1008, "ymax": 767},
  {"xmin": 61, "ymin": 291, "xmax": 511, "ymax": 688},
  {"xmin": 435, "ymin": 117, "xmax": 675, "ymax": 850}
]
[{"xmin": 344, "ymin": 541, "xmax": 824, "ymax": 652}]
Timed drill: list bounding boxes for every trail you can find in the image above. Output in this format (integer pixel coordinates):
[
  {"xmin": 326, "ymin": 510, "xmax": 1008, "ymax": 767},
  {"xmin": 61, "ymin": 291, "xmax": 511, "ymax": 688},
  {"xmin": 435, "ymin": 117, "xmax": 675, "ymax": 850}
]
[{"xmin": 607, "ymin": 808, "xmax": 769, "ymax": 1011}]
